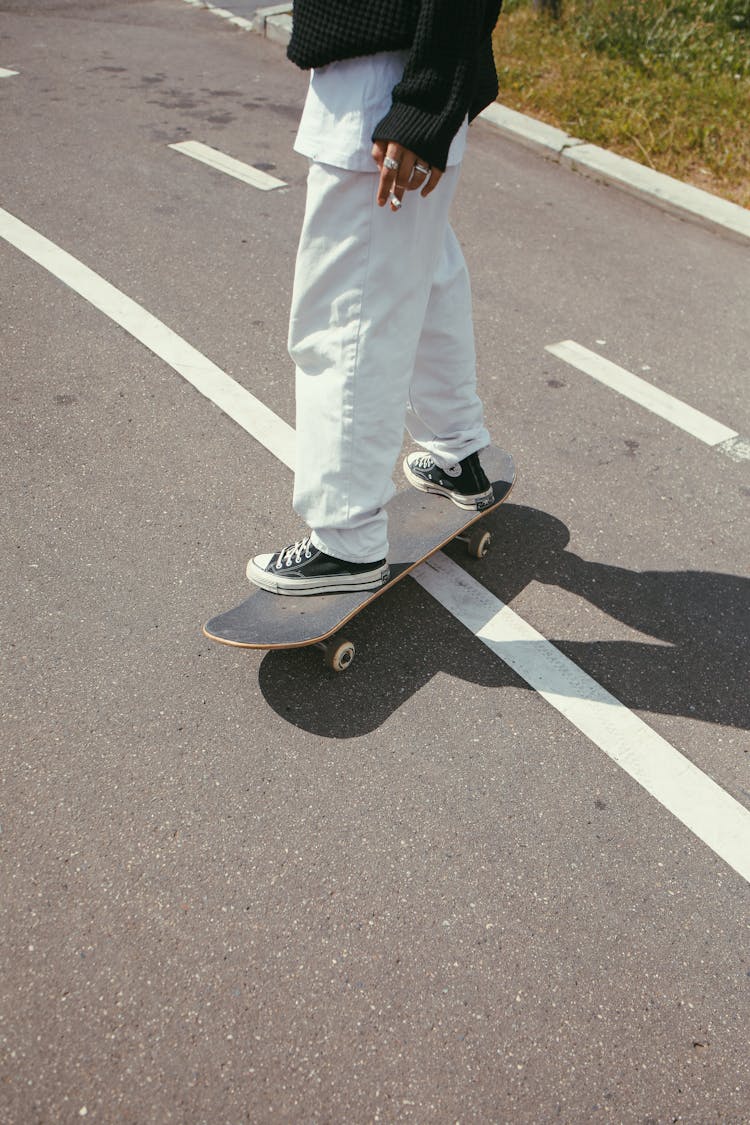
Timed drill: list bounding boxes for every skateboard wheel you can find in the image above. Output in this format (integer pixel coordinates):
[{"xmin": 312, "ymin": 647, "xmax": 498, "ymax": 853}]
[
  {"xmin": 466, "ymin": 527, "xmax": 492, "ymax": 559},
  {"xmin": 322, "ymin": 638, "xmax": 355, "ymax": 672}
]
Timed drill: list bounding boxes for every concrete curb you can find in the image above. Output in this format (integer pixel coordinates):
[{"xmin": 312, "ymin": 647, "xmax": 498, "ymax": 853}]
[
  {"xmin": 480, "ymin": 103, "xmax": 750, "ymax": 244},
  {"xmin": 189, "ymin": 0, "xmax": 750, "ymax": 245},
  {"xmin": 252, "ymin": 3, "xmax": 292, "ymax": 44}
]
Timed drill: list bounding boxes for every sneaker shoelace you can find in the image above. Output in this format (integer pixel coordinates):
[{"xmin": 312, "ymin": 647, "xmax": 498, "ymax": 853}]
[
  {"xmin": 275, "ymin": 536, "xmax": 314, "ymax": 570},
  {"xmin": 412, "ymin": 454, "xmax": 436, "ymax": 471}
]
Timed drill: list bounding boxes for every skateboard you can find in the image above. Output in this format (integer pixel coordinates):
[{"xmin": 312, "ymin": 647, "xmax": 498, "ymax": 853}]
[{"xmin": 203, "ymin": 447, "xmax": 515, "ymax": 671}]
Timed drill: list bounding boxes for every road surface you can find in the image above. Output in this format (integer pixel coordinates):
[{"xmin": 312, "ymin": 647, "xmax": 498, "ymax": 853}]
[{"xmin": 2, "ymin": 1, "xmax": 749, "ymax": 1121}]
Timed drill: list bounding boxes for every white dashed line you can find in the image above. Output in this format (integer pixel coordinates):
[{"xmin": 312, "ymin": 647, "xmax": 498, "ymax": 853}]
[
  {"xmin": 180, "ymin": 0, "xmax": 291, "ymax": 37},
  {"xmin": 0, "ymin": 206, "xmax": 295, "ymax": 468},
  {"xmin": 2, "ymin": 205, "xmax": 748, "ymax": 884},
  {"xmin": 546, "ymin": 340, "xmax": 749, "ymax": 460},
  {"xmin": 169, "ymin": 140, "xmax": 287, "ymax": 191},
  {"xmin": 203, "ymin": 5, "xmax": 256, "ymax": 28},
  {"xmin": 0, "ymin": 68, "xmax": 19, "ymax": 78}
]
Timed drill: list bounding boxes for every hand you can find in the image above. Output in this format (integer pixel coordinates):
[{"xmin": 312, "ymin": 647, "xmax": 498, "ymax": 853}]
[{"xmin": 372, "ymin": 141, "xmax": 443, "ymax": 212}]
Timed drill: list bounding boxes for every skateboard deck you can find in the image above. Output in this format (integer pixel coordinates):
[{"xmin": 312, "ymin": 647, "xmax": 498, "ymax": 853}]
[{"xmin": 203, "ymin": 447, "xmax": 515, "ymax": 670}]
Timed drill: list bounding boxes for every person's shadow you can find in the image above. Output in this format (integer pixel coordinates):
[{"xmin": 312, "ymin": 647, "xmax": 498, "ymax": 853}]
[{"xmin": 258, "ymin": 504, "xmax": 749, "ymax": 737}]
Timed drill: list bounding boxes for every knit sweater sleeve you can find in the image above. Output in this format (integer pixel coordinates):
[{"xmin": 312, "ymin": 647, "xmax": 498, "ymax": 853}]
[{"xmin": 372, "ymin": 1, "xmax": 499, "ymax": 171}]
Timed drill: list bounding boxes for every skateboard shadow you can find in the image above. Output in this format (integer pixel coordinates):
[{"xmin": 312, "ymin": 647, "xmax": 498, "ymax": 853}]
[{"xmin": 258, "ymin": 504, "xmax": 749, "ymax": 738}]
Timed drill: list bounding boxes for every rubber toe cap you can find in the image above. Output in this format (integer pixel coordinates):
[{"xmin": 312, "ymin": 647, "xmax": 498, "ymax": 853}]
[{"xmin": 247, "ymin": 553, "xmax": 274, "ymax": 579}]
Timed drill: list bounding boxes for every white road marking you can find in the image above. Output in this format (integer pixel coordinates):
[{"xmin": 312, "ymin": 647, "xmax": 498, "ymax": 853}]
[
  {"xmin": 416, "ymin": 554, "xmax": 750, "ymax": 884},
  {"xmin": 546, "ymin": 340, "xmax": 746, "ymax": 456},
  {"xmin": 3, "ymin": 207, "xmax": 748, "ymax": 883},
  {"xmin": 169, "ymin": 140, "xmax": 286, "ymax": 191},
  {"xmin": 179, "ymin": 0, "xmax": 291, "ymax": 36},
  {"xmin": 714, "ymin": 434, "xmax": 750, "ymax": 462},
  {"xmin": 0, "ymin": 68, "xmax": 19, "ymax": 78},
  {"xmin": 0, "ymin": 206, "xmax": 296, "ymax": 469}
]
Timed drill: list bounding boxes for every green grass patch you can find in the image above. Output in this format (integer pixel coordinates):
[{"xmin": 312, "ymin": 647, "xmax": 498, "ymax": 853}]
[{"xmin": 493, "ymin": 0, "xmax": 750, "ymax": 207}]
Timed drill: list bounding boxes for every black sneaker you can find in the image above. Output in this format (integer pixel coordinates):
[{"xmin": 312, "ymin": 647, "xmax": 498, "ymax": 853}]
[
  {"xmin": 403, "ymin": 451, "xmax": 494, "ymax": 510},
  {"xmin": 247, "ymin": 536, "xmax": 389, "ymax": 596}
]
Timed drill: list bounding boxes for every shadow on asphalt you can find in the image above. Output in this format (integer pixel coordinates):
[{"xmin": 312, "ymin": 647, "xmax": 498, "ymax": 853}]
[{"xmin": 258, "ymin": 504, "xmax": 749, "ymax": 737}]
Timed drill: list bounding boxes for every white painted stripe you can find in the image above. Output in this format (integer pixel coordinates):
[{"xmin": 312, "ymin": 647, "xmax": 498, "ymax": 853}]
[
  {"xmin": 715, "ymin": 434, "xmax": 750, "ymax": 462},
  {"xmin": 180, "ymin": 0, "xmax": 259, "ymax": 26},
  {"xmin": 547, "ymin": 339, "xmax": 738, "ymax": 447},
  {"xmin": 414, "ymin": 553, "xmax": 750, "ymax": 883},
  {"xmin": 169, "ymin": 140, "xmax": 286, "ymax": 191},
  {"xmin": 0, "ymin": 206, "xmax": 296, "ymax": 469},
  {"xmin": 3, "ymin": 207, "xmax": 748, "ymax": 884},
  {"xmin": 0, "ymin": 67, "xmax": 19, "ymax": 78}
]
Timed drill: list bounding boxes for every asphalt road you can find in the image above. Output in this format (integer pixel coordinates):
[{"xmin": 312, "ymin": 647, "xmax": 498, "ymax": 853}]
[{"xmin": 1, "ymin": 2, "xmax": 749, "ymax": 1122}]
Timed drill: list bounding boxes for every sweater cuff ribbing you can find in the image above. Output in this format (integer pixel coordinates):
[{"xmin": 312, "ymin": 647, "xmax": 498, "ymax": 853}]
[{"xmin": 372, "ymin": 104, "xmax": 458, "ymax": 172}]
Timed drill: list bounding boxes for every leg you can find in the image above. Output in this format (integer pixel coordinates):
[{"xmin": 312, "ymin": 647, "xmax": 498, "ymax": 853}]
[
  {"xmin": 405, "ymin": 223, "xmax": 490, "ymax": 467},
  {"xmin": 289, "ymin": 161, "xmax": 461, "ymax": 563}
]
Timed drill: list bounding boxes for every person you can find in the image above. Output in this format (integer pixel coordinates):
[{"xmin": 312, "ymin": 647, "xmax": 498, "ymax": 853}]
[{"xmin": 247, "ymin": 0, "xmax": 504, "ymax": 596}]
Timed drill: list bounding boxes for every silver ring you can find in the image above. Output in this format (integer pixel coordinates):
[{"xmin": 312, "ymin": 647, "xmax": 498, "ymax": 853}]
[
  {"xmin": 414, "ymin": 162, "xmax": 430, "ymax": 176},
  {"xmin": 383, "ymin": 156, "xmax": 400, "ymax": 172}
]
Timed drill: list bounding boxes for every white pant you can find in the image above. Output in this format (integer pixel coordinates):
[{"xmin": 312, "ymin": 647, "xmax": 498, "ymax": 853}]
[{"xmin": 289, "ymin": 161, "xmax": 489, "ymax": 563}]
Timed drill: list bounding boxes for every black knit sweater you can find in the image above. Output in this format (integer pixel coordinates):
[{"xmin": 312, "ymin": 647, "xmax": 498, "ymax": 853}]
[{"xmin": 287, "ymin": 1, "xmax": 503, "ymax": 171}]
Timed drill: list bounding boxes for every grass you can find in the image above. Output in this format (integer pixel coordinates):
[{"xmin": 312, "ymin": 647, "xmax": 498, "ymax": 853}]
[{"xmin": 492, "ymin": 0, "xmax": 750, "ymax": 208}]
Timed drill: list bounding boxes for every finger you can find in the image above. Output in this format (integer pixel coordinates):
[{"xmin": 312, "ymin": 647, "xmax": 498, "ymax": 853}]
[
  {"xmin": 371, "ymin": 140, "xmax": 386, "ymax": 169},
  {"xmin": 377, "ymin": 145, "xmax": 402, "ymax": 202},
  {"xmin": 376, "ymin": 143, "xmax": 404, "ymax": 206},
  {"xmin": 420, "ymin": 167, "xmax": 443, "ymax": 197},
  {"xmin": 405, "ymin": 160, "xmax": 431, "ymax": 191},
  {"xmin": 389, "ymin": 184, "xmax": 405, "ymax": 212},
  {"xmin": 377, "ymin": 164, "xmax": 395, "ymax": 207},
  {"xmin": 377, "ymin": 161, "xmax": 398, "ymax": 206},
  {"xmin": 395, "ymin": 155, "xmax": 416, "ymax": 192}
]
